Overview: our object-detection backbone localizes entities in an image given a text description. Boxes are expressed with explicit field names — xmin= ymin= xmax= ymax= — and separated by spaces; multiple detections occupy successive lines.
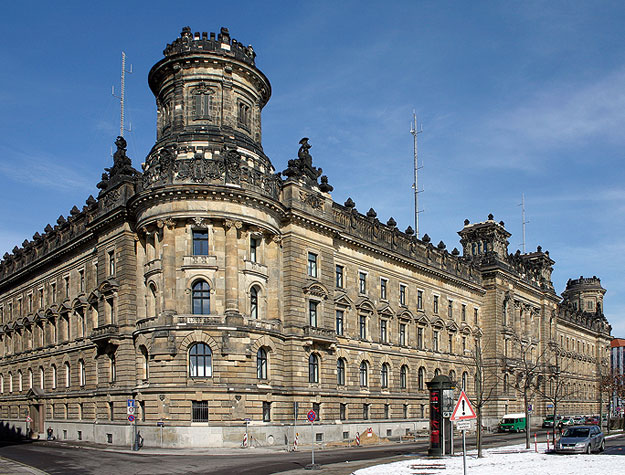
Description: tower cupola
xmin=458 ymin=214 xmax=510 ymax=260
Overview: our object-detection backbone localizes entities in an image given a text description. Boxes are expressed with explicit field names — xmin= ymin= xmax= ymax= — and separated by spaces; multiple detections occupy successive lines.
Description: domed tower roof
xmin=562 ymin=276 xmax=606 ymax=314
xmin=141 ymin=27 xmax=279 ymax=199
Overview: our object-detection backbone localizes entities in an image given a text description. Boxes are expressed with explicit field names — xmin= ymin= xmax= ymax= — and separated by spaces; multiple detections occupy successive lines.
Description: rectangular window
xmin=399 ymin=323 xmax=406 ymax=346
xmin=448 ymin=334 xmax=453 ymax=353
xmin=108 ymin=250 xmax=116 ymax=276
xmin=340 ymin=403 xmax=347 ymax=421
xmin=335 ymin=310 xmax=344 ymax=335
xmin=359 ymin=272 xmax=367 ymax=294
xmin=403 ymin=404 xmax=409 ymax=419
xmin=417 ymin=290 xmax=423 ymax=310
xmin=359 ymin=315 xmax=367 ymax=339
xmin=250 ymin=237 xmax=259 ymax=262
xmin=312 ymin=402 xmax=321 ymax=421
xmin=380 ymin=319 xmax=387 ymax=343
xmin=417 ymin=327 xmax=423 ymax=349
xmin=335 ymin=265 xmax=344 ymax=288
xmin=79 ymin=270 xmax=85 ymax=292
xmin=28 ymin=295 xmax=32 ymax=312
xmin=309 ymin=301 xmax=318 ymax=327
xmin=363 ymin=404 xmax=369 ymax=420
xmin=384 ymin=404 xmax=390 ymax=419
xmin=64 ymin=276 xmax=70 ymax=298
xmin=399 ymin=285 xmax=406 ymax=305
xmin=462 ymin=336 xmax=467 ymax=352
xmin=51 ymin=283 xmax=57 ymax=304
xmin=433 ymin=295 xmax=439 ymax=314
xmin=262 ymin=402 xmax=271 ymax=422
xmin=193 ymin=230 xmax=209 ymax=256
xmin=448 ymin=300 xmax=453 ymax=318
xmin=39 ymin=289 xmax=44 ymax=308
xmin=433 ymin=330 xmax=439 ymax=352
xmin=474 ymin=308 xmax=479 ymax=325
xmin=192 ymin=401 xmax=209 ymax=422
xmin=307 ymin=253 xmax=318 ymax=277
xmin=380 ymin=278 xmax=387 ymax=300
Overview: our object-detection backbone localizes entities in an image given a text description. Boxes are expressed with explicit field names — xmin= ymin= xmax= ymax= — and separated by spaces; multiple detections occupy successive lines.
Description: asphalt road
xmin=1 ymin=430 xmax=622 ymax=475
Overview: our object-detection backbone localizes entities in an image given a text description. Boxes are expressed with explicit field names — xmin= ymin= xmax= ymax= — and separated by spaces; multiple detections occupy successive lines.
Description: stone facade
xmin=0 ymin=27 xmax=612 ymax=448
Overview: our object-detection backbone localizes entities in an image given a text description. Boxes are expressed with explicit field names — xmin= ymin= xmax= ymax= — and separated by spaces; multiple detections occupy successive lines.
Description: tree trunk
xmin=477 ymin=408 xmax=483 ymax=458
xmin=524 ymin=391 xmax=530 ymax=449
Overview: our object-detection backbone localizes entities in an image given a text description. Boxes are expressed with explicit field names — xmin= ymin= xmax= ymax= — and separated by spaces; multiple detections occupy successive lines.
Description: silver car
xmin=555 ymin=425 xmax=605 ymax=454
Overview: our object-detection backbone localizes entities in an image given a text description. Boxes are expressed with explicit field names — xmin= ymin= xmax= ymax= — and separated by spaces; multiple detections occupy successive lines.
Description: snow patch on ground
xmin=354 ymin=442 xmax=623 ymax=475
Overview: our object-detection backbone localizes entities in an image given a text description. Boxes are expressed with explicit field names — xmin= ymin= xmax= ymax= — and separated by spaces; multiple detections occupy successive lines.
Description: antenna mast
xmin=112 ymin=52 xmax=133 ymax=137
xmin=520 ymin=193 xmax=529 ymax=253
xmin=410 ymin=112 xmax=423 ymax=238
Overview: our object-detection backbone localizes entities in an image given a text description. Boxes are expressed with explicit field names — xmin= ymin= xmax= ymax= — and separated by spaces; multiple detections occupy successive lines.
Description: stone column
xmin=224 ymin=219 xmax=242 ymax=316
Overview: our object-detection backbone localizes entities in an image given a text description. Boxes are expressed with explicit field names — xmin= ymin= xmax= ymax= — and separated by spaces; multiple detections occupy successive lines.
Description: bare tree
xmin=468 ymin=336 xmax=498 ymax=458
xmin=502 ymin=331 xmax=549 ymax=449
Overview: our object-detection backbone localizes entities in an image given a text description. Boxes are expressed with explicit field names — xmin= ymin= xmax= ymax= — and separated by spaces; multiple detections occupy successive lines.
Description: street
xmin=2 ymin=430 xmax=623 ymax=475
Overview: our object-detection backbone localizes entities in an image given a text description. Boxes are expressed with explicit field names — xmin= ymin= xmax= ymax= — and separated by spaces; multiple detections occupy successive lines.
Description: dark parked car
xmin=555 ymin=425 xmax=605 ymax=454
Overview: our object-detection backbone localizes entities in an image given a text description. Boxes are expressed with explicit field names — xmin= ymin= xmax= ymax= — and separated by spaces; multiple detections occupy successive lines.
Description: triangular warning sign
xmin=450 ymin=390 xmax=476 ymax=421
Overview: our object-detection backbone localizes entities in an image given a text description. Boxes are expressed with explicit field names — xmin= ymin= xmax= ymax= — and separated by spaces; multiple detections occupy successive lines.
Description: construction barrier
xmin=355 ymin=433 xmax=360 ymax=446
xmin=242 ymin=432 xmax=248 ymax=448
xmin=293 ymin=432 xmax=299 ymax=451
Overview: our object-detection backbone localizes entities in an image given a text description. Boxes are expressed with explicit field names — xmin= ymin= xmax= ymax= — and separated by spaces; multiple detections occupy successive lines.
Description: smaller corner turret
xmin=457 ymin=213 xmax=510 ymax=260
xmin=562 ymin=276 xmax=606 ymax=315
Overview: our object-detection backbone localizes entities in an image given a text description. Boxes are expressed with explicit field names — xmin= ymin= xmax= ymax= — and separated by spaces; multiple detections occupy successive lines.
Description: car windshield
xmin=563 ymin=428 xmax=589 ymax=438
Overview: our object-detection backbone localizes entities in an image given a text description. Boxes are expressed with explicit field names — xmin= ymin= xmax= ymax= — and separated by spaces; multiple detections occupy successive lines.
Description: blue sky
xmin=1 ymin=1 xmax=624 ymax=334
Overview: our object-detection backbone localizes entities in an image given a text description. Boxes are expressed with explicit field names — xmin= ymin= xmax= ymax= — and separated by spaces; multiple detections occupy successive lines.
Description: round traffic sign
xmin=128 ymin=414 xmax=135 ymax=422
xmin=307 ymin=410 xmax=316 ymax=423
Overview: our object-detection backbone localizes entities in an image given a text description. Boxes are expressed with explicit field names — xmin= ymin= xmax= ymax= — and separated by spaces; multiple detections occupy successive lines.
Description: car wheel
xmin=585 ymin=444 xmax=591 ymax=455
xmin=599 ymin=440 xmax=605 ymax=452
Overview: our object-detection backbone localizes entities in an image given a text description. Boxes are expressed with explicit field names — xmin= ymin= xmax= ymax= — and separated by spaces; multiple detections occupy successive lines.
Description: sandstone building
xmin=0 ymin=27 xmax=612 ymax=448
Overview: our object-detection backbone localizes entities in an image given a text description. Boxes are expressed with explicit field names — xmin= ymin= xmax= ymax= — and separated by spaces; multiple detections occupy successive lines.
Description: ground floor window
xmin=263 ymin=402 xmax=271 ymax=422
xmin=192 ymin=401 xmax=209 ymax=422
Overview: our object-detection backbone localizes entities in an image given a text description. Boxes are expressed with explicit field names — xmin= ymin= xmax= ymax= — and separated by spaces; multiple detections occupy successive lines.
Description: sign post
xmin=305 ymin=410 xmax=319 ymax=470
xmin=450 ymin=391 xmax=477 ymax=475
xmin=127 ymin=399 xmax=137 ymax=451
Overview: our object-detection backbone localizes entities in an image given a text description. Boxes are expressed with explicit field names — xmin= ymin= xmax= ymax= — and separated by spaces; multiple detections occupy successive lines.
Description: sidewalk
xmin=0 ymin=456 xmax=48 ymax=475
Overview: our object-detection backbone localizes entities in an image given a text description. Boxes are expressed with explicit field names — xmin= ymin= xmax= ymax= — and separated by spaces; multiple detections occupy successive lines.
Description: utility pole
xmin=410 ymin=112 xmax=423 ymax=238
xmin=112 ymin=52 xmax=133 ymax=137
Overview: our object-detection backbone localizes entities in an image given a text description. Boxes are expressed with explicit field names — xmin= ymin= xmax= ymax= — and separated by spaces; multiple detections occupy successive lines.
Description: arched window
xmin=381 ymin=363 xmax=389 ymax=388
xmin=79 ymin=360 xmax=86 ymax=387
xmin=189 ymin=343 xmax=212 ymax=377
xmin=502 ymin=299 xmax=508 ymax=326
xmin=51 ymin=365 xmax=57 ymax=389
xmin=140 ymin=346 xmax=149 ymax=380
xmin=0 ymin=374 xmax=3 ymax=393
xmin=9 ymin=372 xmax=13 ymax=393
xmin=64 ymin=363 xmax=70 ymax=388
xmin=109 ymin=354 xmax=116 ymax=383
xmin=449 ymin=370 xmax=456 ymax=382
xmin=147 ymin=283 xmax=158 ymax=317
xmin=462 ymin=371 xmax=468 ymax=391
xmin=257 ymin=348 xmax=268 ymax=379
xmin=337 ymin=358 xmax=346 ymax=386
xmin=39 ymin=367 xmax=45 ymax=390
xmin=250 ymin=286 xmax=259 ymax=319
xmin=359 ymin=361 xmax=368 ymax=387
xmin=18 ymin=370 xmax=23 ymax=392
xmin=400 ymin=365 xmax=408 ymax=389
xmin=28 ymin=368 xmax=33 ymax=389
xmin=192 ymin=280 xmax=210 ymax=315
xmin=309 ymin=353 xmax=319 ymax=383
xmin=418 ymin=367 xmax=426 ymax=390
xmin=434 ymin=368 xmax=441 ymax=377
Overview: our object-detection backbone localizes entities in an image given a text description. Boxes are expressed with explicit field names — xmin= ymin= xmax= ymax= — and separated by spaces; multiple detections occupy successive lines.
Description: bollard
xmin=534 ymin=433 xmax=538 ymax=453
xmin=293 ymin=432 xmax=299 ymax=451
xmin=355 ymin=433 xmax=360 ymax=446
xmin=242 ymin=432 xmax=248 ymax=448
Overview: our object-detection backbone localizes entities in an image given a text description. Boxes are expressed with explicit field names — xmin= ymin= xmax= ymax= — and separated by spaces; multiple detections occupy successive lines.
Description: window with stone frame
xmin=312 ymin=402 xmax=321 ymax=421
xmin=309 ymin=300 xmax=318 ymax=327
xmin=384 ymin=403 xmax=390 ymax=419
xmin=380 ymin=278 xmax=387 ymax=300
xmin=192 ymin=85 xmax=212 ymax=120
xmin=257 ymin=348 xmax=268 ymax=380
xmin=237 ymin=101 xmax=251 ymax=129
xmin=337 ymin=358 xmax=346 ymax=386
xmin=359 ymin=361 xmax=368 ymax=387
xmin=249 ymin=236 xmax=259 ymax=262
xmin=250 ymin=286 xmax=260 ymax=319
xmin=381 ymin=363 xmax=389 ymax=388
xmin=309 ymin=353 xmax=320 ymax=383
xmin=359 ymin=272 xmax=367 ymax=294
xmin=262 ymin=401 xmax=271 ymax=422
xmin=363 ymin=403 xmax=370 ymax=420
xmin=433 ymin=330 xmax=439 ymax=352
xmin=192 ymin=280 xmax=210 ymax=315
xmin=399 ymin=284 xmax=406 ymax=305
xmin=359 ymin=315 xmax=367 ymax=340
xmin=417 ymin=290 xmax=423 ymax=310
xmin=399 ymin=322 xmax=406 ymax=346
xmin=335 ymin=309 xmax=344 ymax=335
xmin=189 ymin=343 xmax=212 ymax=378
xmin=307 ymin=252 xmax=318 ymax=277
xmin=340 ymin=403 xmax=347 ymax=421
xmin=433 ymin=295 xmax=439 ymax=314
xmin=380 ymin=319 xmax=388 ymax=343
xmin=400 ymin=365 xmax=407 ymax=389
xmin=192 ymin=400 xmax=209 ymax=422
xmin=108 ymin=250 xmax=116 ymax=276
xmin=461 ymin=304 xmax=466 ymax=321
xmin=193 ymin=230 xmax=209 ymax=256
xmin=417 ymin=327 xmax=424 ymax=349
xmin=335 ymin=265 xmax=344 ymax=288
xmin=448 ymin=299 xmax=453 ymax=318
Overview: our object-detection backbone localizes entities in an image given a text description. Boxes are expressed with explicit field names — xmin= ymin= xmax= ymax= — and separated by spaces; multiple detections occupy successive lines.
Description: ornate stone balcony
xmin=243 ymin=259 xmax=268 ymax=279
xmin=182 ymin=255 xmax=218 ymax=270
xmin=91 ymin=324 xmax=119 ymax=342
xmin=302 ymin=325 xmax=337 ymax=345
xmin=144 ymin=258 xmax=162 ymax=277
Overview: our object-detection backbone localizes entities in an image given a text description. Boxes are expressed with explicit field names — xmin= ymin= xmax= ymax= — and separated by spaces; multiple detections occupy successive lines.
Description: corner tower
xmin=142 ymin=27 xmax=278 ymax=196
xmin=562 ymin=276 xmax=606 ymax=314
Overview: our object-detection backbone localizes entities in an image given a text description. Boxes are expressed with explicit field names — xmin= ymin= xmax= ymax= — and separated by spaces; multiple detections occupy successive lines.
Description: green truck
xmin=499 ymin=413 xmax=527 ymax=432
